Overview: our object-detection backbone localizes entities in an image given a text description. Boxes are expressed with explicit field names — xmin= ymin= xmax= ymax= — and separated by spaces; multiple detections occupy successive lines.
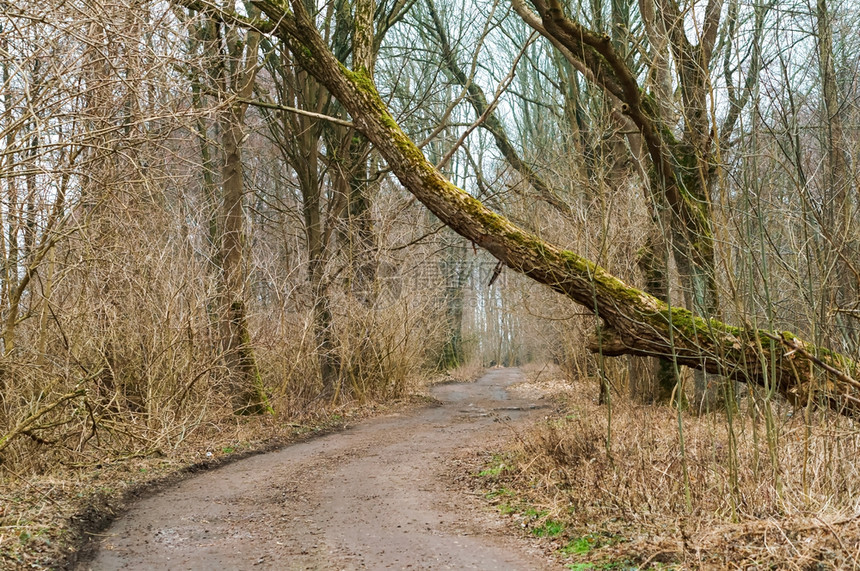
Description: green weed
xmin=486 ymin=486 xmax=514 ymax=499
xmin=498 ymin=503 xmax=517 ymax=515
xmin=565 ymin=562 xmax=635 ymax=571
xmin=562 ymin=536 xmax=592 ymax=555
xmin=532 ymin=518 xmax=565 ymax=537
xmin=478 ymin=465 xmax=504 ymax=477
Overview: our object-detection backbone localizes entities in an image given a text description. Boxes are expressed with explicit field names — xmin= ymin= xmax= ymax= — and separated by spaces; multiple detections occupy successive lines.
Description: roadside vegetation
xmin=477 ymin=364 xmax=860 ymax=569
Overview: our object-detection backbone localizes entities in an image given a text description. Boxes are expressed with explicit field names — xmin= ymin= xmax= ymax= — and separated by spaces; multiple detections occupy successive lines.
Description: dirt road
xmin=78 ymin=368 xmax=557 ymax=570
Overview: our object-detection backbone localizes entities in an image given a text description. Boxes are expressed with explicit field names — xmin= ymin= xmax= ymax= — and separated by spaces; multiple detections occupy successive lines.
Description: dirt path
xmin=78 ymin=368 xmax=557 ymax=570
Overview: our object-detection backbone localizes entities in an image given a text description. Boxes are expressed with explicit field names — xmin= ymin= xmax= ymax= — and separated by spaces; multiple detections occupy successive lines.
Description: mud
xmin=78 ymin=368 xmax=557 ymax=570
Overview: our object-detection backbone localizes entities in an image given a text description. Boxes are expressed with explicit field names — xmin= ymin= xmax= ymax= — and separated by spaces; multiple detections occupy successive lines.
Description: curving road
xmin=79 ymin=368 xmax=556 ymax=570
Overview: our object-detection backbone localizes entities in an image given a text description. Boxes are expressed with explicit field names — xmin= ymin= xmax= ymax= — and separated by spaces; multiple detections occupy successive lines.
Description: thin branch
xmin=435 ymin=32 xmax=538 ymax=171
xmin=235 ymin=95 xmax=355 ymax=127
xmin=0 ymin=389 xmax=86 ymax=458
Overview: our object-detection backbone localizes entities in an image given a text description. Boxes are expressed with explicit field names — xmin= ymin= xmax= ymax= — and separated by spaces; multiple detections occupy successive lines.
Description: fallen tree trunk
xmin=238 ymin=0 xmax=860 ymax=416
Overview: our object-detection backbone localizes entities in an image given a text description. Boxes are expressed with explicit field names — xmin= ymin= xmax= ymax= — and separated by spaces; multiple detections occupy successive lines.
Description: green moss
xmin=339 ymin=63 xmax=378 ymax=96
xmin=661 ymin=306 xmax=703 ymax=332
xmin=656 ymin=307 xmax=747 ymax=346
xmin=455 ymin=190 xmax=513 ymax=234
xmin=814 ymin=345 xmax=859 ymax=374
xmin=658 ymin=121 xmax=680 ymax=148
xmin=710 ymin=319 xmax=743 ymax=337
xmin=610 ymin=278 xmax=650 ymax=303
xmin=557 ymin=249 xmax=597 ymax=274
xmin=299 ymin=44 xmax=314 ymax=61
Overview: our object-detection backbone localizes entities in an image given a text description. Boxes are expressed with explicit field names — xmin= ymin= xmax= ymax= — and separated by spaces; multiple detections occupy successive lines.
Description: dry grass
xmin=477 ymin=363 xmax=860 ymax=569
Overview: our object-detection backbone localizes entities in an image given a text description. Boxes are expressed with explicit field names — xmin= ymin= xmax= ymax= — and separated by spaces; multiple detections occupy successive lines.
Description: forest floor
xmin=66 ymin=367 xmax=561 ymax=570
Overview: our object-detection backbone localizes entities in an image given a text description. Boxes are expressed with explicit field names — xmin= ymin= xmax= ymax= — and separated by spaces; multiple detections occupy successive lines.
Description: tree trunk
xmin=439 ymin=236 xmax=469 ymax=369
xmin=213 ymin=15 xmax=270 ymax=414
xmin=219 ymin=106 xmax=269 ymax=414
xmin=816 ymin=0 xmax=858 ymax=351
xmin=635 ymin=226 xmax=678 ymax=403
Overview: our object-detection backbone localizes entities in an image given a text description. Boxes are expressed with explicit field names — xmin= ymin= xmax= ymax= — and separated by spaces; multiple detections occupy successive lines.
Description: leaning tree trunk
xmin=239 ymin=0 xmax=860 ymax=418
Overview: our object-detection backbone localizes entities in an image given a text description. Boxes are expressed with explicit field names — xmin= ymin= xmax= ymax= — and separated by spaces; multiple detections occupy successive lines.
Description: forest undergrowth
xmin=475 ymin=363 xmax=860 ymax=570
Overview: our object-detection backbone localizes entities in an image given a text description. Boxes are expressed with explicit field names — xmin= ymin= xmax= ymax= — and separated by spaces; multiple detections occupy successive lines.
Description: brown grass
xmin=478 ymin=363 xmax=860 ymax=569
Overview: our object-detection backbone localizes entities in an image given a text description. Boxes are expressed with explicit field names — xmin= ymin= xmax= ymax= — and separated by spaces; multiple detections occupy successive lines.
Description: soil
xmin=76 ymin=368 xmax=559 ymax=570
